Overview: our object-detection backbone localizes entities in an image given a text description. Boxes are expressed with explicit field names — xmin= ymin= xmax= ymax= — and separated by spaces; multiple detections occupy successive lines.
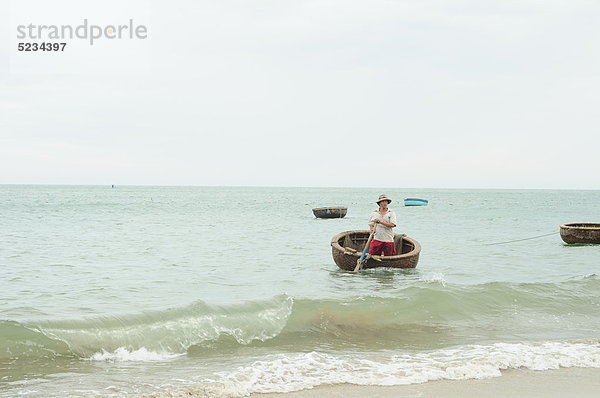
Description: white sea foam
xmin=421 ymin=272 xmax=447 ymax=286
xmin=209 ymin=341 xmax=600 ymax=395
xmin=88 ymin=347 xmax=183 ymax=362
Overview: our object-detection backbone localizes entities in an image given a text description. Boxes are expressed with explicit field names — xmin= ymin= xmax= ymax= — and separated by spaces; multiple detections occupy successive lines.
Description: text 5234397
xmin=17 ymin=42 xmax=67 ymax=51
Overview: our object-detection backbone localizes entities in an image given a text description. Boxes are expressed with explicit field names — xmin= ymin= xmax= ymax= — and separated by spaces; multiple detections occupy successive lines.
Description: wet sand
xmin=252 ymin=367 xmax=600 ymax=398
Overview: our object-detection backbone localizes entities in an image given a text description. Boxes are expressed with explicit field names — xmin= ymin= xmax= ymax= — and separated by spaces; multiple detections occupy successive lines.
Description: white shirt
xmin=368 ymin=209 xmax=397 ymax=242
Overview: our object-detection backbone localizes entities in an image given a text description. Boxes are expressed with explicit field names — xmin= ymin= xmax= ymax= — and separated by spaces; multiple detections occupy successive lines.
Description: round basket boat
xmin=313 ymin=206 xmax=347 ymax=219
xmin=330 ymin=230 xmax=421 ymax=270
xmin=559 ymin=223 xmax=600 ymax=244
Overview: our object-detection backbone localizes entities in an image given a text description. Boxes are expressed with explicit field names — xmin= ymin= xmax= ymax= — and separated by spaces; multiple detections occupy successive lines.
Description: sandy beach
xmin=252 ymin=367 xmax=600 ymax=398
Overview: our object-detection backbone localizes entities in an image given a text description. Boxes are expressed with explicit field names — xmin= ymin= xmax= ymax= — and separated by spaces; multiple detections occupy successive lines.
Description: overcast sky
xmin=1 ymin=0 xmax=599 ymax=188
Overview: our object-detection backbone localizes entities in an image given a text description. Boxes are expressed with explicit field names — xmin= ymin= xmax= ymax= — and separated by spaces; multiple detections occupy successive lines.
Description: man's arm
xmin=368 ymin=213 xmax=376 ymax=232
xmin=375 ymin=212 xmax=396 ymax=228
xmin=375 ymin=219 xmax=395 ymax=228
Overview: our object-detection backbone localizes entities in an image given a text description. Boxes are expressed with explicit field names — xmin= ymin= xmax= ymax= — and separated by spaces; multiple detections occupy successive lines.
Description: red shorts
xmin=369 ymin=240 xmax=397 ymax=256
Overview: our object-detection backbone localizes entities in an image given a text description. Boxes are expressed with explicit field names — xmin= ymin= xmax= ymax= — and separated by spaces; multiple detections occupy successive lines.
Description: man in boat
xmin=368 ymin=194 xmax=397 ymax=256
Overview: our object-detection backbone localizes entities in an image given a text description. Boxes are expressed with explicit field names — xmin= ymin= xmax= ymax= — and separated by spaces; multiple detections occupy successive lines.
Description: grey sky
xmin=1 ymin=0 xmax=599 ymax=188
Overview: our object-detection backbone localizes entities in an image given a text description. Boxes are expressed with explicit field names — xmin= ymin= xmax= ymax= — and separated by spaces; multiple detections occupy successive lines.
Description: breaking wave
xmin=2 ymin=275 xmax=599 ymax=362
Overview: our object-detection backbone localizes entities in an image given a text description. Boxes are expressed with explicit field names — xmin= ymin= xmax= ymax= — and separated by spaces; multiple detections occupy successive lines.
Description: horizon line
xmin=0 ymin=183 xmax=599 ymax=191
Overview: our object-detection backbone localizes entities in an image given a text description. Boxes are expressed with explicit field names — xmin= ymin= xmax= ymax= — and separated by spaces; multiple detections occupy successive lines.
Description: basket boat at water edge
xmin=330 ymin=230 xmax=421 ymax=270
xmin=560 ymin=223 xmax=600 ymax=244
xmin=313 ymin=206 xmax=348 ymax=219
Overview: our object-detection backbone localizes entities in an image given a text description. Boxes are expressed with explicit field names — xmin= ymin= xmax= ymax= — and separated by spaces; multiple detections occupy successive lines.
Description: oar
xmin=353 ymin=224 xmax=376 ymax=272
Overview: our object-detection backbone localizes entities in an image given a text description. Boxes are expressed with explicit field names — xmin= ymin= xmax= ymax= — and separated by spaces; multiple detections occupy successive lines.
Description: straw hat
xmin=376 ymin=194 xmax=392 ymax=204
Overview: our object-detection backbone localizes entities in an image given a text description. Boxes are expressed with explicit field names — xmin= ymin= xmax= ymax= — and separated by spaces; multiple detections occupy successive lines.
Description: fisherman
xmin=368 ymin=194 xmax=397 ymax=256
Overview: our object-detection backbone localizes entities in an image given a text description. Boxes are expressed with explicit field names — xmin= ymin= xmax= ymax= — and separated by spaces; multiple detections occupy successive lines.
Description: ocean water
xmin=1 ymin=185 xmax=599 ymax=397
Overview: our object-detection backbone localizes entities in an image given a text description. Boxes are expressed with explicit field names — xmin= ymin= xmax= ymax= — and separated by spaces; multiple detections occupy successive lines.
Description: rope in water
xmin=483 ymin=231 xmax=559 ymax=246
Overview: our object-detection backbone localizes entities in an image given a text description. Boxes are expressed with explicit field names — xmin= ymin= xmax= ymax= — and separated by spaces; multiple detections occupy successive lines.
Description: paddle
xmin=353 ymin=224 xmax=376 ymax=272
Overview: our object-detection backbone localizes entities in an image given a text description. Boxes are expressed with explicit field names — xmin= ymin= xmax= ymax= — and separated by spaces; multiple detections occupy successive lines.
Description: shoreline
xmin=251 ymin=367 xmax=600 ymax=398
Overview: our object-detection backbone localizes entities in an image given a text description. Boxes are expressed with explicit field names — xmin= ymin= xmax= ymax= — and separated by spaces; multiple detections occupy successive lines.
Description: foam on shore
xmin=249 ymin=367 xmax=600 ymax=398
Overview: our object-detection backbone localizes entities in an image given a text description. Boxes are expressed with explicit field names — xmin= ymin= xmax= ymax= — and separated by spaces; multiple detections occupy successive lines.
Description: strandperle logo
xmin=16 ymin=19 xmax=148 ymax=45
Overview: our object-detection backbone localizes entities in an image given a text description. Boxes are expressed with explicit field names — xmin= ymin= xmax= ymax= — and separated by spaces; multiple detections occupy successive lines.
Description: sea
xmin=1 ymin=185 xmax=599 ymax=397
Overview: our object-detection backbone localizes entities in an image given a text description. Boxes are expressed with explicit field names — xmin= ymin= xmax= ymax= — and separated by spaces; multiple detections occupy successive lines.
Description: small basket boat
xmin=312 ymin=206 xmax=347 ymax=219
xmin=330 ymin=230 xmax=421 ymax=270
xmin=404 ymin=198 xmax=428 ymax=206
xmin=559 ymin=223 xmax=600 ymax=244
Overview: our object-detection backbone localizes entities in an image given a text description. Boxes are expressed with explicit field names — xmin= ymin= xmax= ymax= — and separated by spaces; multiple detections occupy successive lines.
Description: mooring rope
xmin=483 ymin=231 xmax=559 ymax=246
